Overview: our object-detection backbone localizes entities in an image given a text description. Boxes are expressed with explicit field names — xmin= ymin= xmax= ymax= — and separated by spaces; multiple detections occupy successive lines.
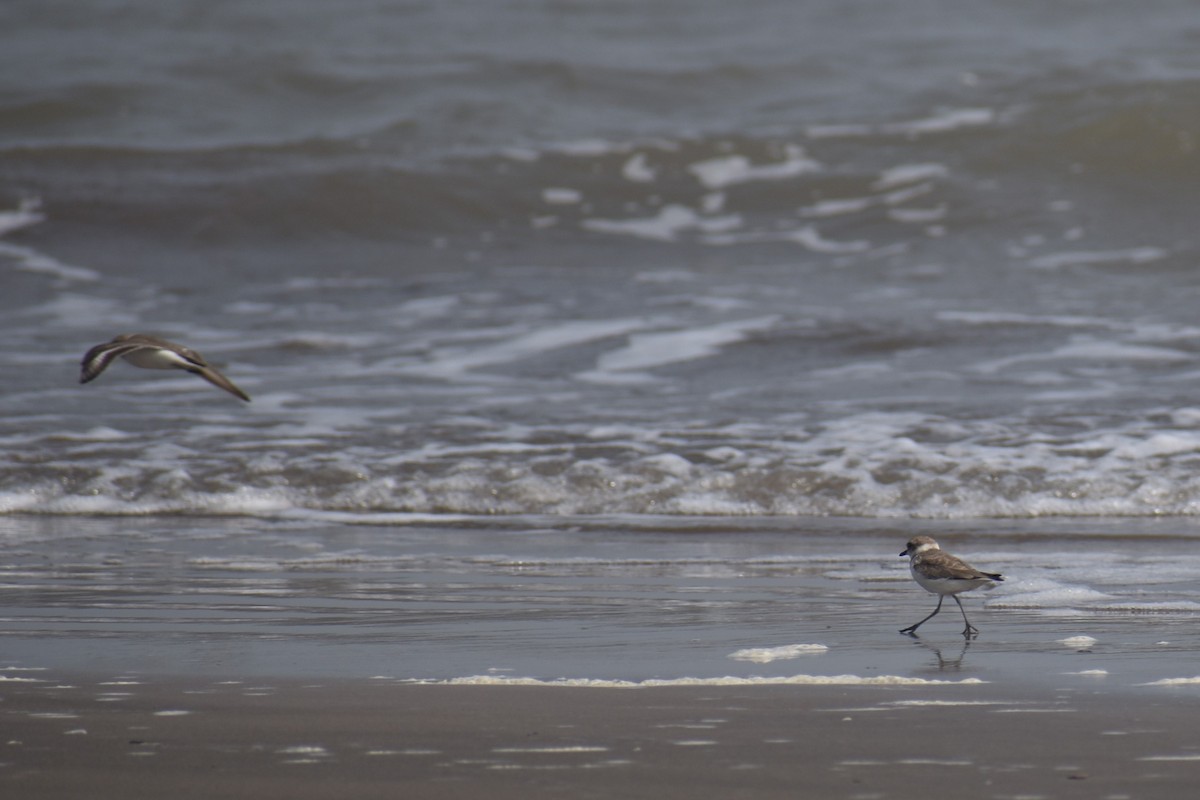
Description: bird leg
xmin=900 ymin=595 xmax=944 ymax=636
xmin=953 ymin=595 xmax=979 ymax=639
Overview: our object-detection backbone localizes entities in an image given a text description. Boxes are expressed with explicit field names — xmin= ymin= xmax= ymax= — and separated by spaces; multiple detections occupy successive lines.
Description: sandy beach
xmin=5 ymin=673 xmax=1200 ymax=799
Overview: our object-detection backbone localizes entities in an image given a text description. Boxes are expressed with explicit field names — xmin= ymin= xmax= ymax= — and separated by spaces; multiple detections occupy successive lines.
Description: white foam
xmin=0 ymin=200 xmax=99 ymax=282
xmin=728 ymin=644 xmax=828 ymax=663
xmin=1028 ymin=247 xmax=1167 ymax=270
xmin=880 ymin=182 xmax=936 ymax=206
xmin=1140 ymin=676 xmax=1200 ymax=686
xmin=427 ymin=675 xmax=986 ymax=687
xmin=972 ymin=338 xmax=1191 ymax=375
xmin=698 ymin=224 xmax=870 ymax=253
xmin=991 ymin=585 xmax=1112 ymax=610
xmin=872 ymin=163 xmax=949 ymax=190
xmin=1109 ymin=433 xmax=1200 ymax=460
xmin=936 ymin=310 xmax=1113 ymax=329
xmin=494 ymin=746 xmax=610 ymax=754
xmin=404 ymin=318 xmax=646 ymax=378
xmin=888 ymin=206 xmax=947 ymax=224
xmin=1053 ymin=340 xmax=1190 ymax=364
xmin=782 ymin=225 xmax=871 ymax=253
xmin=621 ymin=153 xmax=657 ymax=182
xmin=1097 ymin=601 xmax=1200 ymax=612
xmin=0 ymin=197 xmax=44 ymax=236
xmin=688 ymin=146 xmax=821 ymax=189
xmin=582 ymin=204 xmax=742 ymax=242
xmin=56 ymin=427 xmax=132 ymax=442
xmin=881 ymin=108 xmax=995 ymax=135
xmin=887 ymin=700 xmax=1013 ymax=707
xmin=798 ymin=197 xmax=874 ymax=218
xmin=1058 ymin=636 xmax=1098 ymax=648
xmin=26 ymin=378 xmax=1200 ymax=519
xmin=587 ymin=316 xmax=780 ymax=375
xmin=0 ymin=243 xmax=101 ymax=283
xmin=548 ymin=138 xmax=631 ymax=157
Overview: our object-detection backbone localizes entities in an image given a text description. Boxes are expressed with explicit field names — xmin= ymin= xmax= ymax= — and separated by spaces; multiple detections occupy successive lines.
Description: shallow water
xmin=4 ymin=515 xmax=1200 ymax=687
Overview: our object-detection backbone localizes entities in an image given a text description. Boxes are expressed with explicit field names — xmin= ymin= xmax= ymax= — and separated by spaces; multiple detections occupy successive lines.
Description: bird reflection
xmin=909 ymin=636 xmax=971 ymax=672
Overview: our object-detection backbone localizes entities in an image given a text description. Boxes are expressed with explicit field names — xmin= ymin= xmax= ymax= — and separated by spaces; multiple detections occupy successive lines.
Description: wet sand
xmin=5 ymin=515 xmax=1200 ymax=796
xmin=4 ymin=673 xmax=1200 ymax=799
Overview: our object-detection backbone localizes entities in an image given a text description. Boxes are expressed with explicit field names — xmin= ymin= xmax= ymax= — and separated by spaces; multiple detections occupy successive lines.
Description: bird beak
xmin=899 ymin=549 xmax=909 ymax=557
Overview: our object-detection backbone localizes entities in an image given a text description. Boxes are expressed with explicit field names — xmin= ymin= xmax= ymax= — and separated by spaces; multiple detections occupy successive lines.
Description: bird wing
xmin=191 ymin=366 xmax=252 ymax=402
xmin=915 ymin=550 xmax=998 ymax=581
xmin=80 ymin=341 xmax=157 ymax=383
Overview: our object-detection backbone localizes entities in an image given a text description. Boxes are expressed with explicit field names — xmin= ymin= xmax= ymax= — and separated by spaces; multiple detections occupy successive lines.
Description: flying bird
xmin=80 ymin=334 xmax=251 ymax=402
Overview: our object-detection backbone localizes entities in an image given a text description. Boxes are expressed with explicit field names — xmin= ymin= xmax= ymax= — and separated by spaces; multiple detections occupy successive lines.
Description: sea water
xmin=3 ymin=1 xmax=1200 ymax=681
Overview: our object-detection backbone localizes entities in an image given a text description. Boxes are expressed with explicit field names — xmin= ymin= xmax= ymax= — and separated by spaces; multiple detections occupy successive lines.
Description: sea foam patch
xmin=1140 ymin=677 xmax=1200 ymax=686
xmin=419 ymin=675 xmax=986 ymax=688
xmin=728 ymin=644 xmax=828 ymax=663
xmin=1058 ymin=636 xmax=1098 ymax=649
xmin=688 ymin=146 xmax=821 ymax=189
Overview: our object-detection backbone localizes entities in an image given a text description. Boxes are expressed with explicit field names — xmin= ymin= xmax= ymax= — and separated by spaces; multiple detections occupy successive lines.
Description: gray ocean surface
xmin=8 ymin=1 xmax=1200 ymax=685
xmin=3 ymin=0 xmax=1200 ymax=521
